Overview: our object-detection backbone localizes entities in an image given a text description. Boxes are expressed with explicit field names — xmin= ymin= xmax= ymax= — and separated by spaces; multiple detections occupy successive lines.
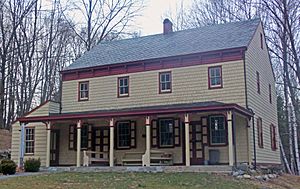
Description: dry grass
xmin=0 ymin=172 xmax=259 ymax=189
xmin=0 ymin=129 xmax=11 ymax=150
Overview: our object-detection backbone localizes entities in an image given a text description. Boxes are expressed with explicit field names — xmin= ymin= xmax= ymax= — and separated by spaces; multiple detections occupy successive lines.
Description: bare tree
xmin=63 ymin=0 xmax=143 ymax=52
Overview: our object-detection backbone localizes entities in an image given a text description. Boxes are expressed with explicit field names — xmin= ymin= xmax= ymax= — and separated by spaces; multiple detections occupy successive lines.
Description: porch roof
xmin=17 ymin=101 xmax=253 ymax=123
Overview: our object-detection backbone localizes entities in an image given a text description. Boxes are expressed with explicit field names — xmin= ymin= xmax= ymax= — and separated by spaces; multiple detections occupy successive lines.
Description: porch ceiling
xmin=17 ymin=101 xmax=253 ymax=123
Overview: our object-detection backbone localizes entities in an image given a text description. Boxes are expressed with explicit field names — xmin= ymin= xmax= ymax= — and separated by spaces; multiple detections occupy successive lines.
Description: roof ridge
xmin=98 ymin=18 xmax=261 ymax=45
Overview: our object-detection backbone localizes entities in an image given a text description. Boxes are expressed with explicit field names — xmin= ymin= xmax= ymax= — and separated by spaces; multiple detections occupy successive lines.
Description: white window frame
xmin=208 ymin=66 xmax=222 ymax=88
xmin=159 ymin=72 xmax=172 ymax=93
xmin=118 ymin=77 xmax=129 ymax=97
xmin=79 ymin=81 xmax=89 ymax=101
xmin=25 ymin=127 xmax=35 ymax=154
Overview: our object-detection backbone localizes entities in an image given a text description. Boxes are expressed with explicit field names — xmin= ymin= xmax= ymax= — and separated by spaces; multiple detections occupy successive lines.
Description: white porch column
xmin=46 ymin=122 xmax=51 ymax=168
xmin=76 ymin=120 xmax=82 ymax=167
xmin=185 ymin=113 xmax=190 ymax=166
xmin=143 ymin=116 xmax=151 ymax=166
xmin=109 ymin=118 xmax=114 ymax=167
xmin=227 ymin=111 xmax=234 ymax=166
xmin=19 ymin=123 xmax=26 ymax=168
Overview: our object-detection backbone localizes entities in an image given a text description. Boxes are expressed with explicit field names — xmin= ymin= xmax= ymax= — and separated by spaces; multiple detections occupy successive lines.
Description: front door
xmin=50 ymin=130 xmax=60 ymax=166
xmin=92 ymin=127 xmax=110 ymax=164
xmin=190 ymin=121 xmax=204 ymax=165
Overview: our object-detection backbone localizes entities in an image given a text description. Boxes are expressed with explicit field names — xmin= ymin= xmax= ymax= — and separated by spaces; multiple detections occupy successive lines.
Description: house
xmin=11 ymin=18 xmax=281 ymax=169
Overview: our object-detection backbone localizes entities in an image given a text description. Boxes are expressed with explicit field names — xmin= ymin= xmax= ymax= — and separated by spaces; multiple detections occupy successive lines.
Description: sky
xmin=43 ymin=0 xmax=192 ymax=36
xmin=136 ymin=0 xmax=191 ymax=35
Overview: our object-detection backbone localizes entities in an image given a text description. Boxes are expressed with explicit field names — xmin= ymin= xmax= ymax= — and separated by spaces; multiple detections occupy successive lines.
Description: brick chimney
xmin=163 ymin=18 xmax=173 ymax=34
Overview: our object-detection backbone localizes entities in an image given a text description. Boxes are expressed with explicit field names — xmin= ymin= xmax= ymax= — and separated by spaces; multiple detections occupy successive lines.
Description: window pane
xmin=159 ymin=119 xmax=173 ymax=146
xmin=165 ymin=74 xmax=170 ymax=81
xmin=210 ymin=116 xmax=225 ymax=144
xmin=215 ymin=68 xmax=221 ymax=77
xmin=166 ymin=82 xmax=171 ymax=90
xmin=118 ymin=122 xmax=131 ymax=148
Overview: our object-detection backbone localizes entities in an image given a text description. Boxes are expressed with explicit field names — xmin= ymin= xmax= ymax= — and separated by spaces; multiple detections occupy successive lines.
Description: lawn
xmin=0 ymin=172 xmax=260 ymax=189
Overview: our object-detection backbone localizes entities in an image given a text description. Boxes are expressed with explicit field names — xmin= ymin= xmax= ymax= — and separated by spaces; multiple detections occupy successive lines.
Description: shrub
xmin=0 ymin=159 xmax=17 ymax=175
xmin=24 ymin=158 xmax=41 ymax=172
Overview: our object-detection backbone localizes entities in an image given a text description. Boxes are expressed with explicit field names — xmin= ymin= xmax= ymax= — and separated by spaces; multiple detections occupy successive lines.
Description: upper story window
xmin=25 ymin=127 xmax=35 ymax=154
xmin=256 ymin=71 xmax=260 ymax=94
xmin=159 ymin=71 xmax=172 ymax=93
xmin=209 ymin=116 xmax=226 ymax=145
xmin=117 ymin=121 xmax=131 ymax=149
xmin=208 ymin=66 xmax=222 ymax=89
xmin=260 ymin=33 xmax=264 ymax=49
xmin=269 ymin=84 xmax=272 ymax=104
xmin=257 ymin=117 xmax=263 ymax=148
xmin=270 ymin=124 xmax=277 ymax=151
xmin=159 ymin=119 xmax=174 ymax=147
xmin=79 ymin=81 xmax=89 ymax=101
xmin=118 ymin=76 xmax=129 ymax=97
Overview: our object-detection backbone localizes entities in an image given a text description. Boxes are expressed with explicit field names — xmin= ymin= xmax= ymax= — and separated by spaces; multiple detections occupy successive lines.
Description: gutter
xmin=247 ymin=107 xmax=256 ymax=169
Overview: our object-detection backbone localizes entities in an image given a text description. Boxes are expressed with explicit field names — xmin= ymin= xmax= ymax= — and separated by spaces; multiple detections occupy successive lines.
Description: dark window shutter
xmin=87 ymin=124 xmax=93 ymax=150
xmin=130 ymin=121 xmax=137 ymax=148
xmin=201 ymin=117 xmax=208 ymax=145
xmin=151 ymin=120 xmax=158 ymax=147
xmin=174 ymin=118 xmax=181 ymax=146
xmin=69 ymin=124 xmax=76 ymax=150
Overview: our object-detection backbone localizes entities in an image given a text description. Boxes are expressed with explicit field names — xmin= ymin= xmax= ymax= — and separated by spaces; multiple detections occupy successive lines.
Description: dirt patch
xmin=0 ymin=129 xmax=11 ymax=150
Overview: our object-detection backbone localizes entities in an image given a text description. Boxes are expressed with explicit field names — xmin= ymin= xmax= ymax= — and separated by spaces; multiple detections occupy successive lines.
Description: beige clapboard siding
xmin=245 ymin=23 xmax=281 ymax=164
xmin=11 ymin=123 xmax=21 ymax=164
xmin=11 ymin=101 xmax=59 ymax=166
xmin=235 ymin=115 xmax=249 ymax=163
xmin=62 ymin=60 xmax=246 ymax=113
xmin=25 ymin=101 xmax=60 ymax=117
xmin=11 ymin=122 xmax=47 ymax=166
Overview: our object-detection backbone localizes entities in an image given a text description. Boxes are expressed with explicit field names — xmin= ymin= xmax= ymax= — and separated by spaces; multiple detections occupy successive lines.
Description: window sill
xmin=24 ymin=153 xmax=34 ymax=156
xmin=78 ymin=98 xmax=89 ymax=102
xmin=208 ymin=85 xmax=223 ymax=90
xmin=159 ymin=90 xmax=172 ymax=94
xmin=158 ymin=145 xmax=175 ymax=148
xmin=209 ymin=143 xmax=227 ymax=147
xmin=116 ymin=146 xmax=131 ymax=150
xmin=118 ymin=94 xmax=129 ymax=98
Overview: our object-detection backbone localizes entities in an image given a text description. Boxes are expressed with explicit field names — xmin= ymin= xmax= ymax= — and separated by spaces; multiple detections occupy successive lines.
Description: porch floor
xmin=40 ymin=165 xmax=233 ymax=173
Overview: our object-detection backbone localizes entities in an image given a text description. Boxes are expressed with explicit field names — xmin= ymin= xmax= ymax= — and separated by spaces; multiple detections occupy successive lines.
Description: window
xmin=209 ymin=116 xmax=226 ymax=145
xmin=68 ymin=124 xmax=89 ymax=150
xmin=256 ymin=71 xmax=260 ymax=94
xmin=159 ymin=119 xmax=174 ymax=147
xmin=269 ymin=84 xmax=272 ymax=104
xmin=117 ymin=121 xmax=131 ymax=148
xmin=159 ymin=72 xmax=172 ymax=93
xmin=81 ymin=124 xmax=88 ymax=149
xmin=270 ymin=124 xmax=277 ymax=151
xmin=79 ymin=81 xmax=89 ymax=101
xmin=260 ymin=33 xmax=264 ymax=49
xmin=118 ymin=76 xmax=129 ymax=97
xmin=257 ymin=117 xmax=263 ymax=148
xmin=25 ymin=127 xmax=35 ymax=154
xmin=208 ymin=66 xmax=222 ymax=89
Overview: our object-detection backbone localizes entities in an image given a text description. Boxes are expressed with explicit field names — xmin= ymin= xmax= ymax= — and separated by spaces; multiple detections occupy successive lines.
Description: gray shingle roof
xmin=65 ymin=19 xmax=260 ymax=71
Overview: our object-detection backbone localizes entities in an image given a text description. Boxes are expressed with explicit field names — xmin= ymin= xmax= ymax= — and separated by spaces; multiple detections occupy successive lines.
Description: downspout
xmin=243 ymin=50 xmax=248 ymax=108
xmin=248 ymin=108 xmax=256 ymax=169
xmin=232 ymin=111 xmax=237 ymax=167
xmin=59 ymin=74 xmax=62 ymax=114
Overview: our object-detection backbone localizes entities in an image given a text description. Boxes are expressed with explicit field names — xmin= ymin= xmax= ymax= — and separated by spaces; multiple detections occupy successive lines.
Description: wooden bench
xmin=83 ymin=150 xmax=109 ymax=166
xmin=150 ymin=150 xmax=173 ymax=166
xmin=121 ymin=152 xmax=144 ymax=166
